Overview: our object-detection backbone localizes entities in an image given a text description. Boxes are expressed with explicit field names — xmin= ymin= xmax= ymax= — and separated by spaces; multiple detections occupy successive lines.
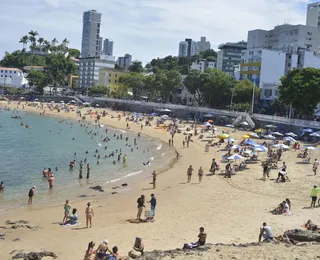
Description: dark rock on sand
xmin=112 ymin=186 xmax=120 ymax=189
xmin=284 ymin=229 xmax=320 ymax=242
xmin=12 ymin=250 xmax=57 ymax=259
xmin=121 ymin=183 xmax=128 ymax=187
xmin=78 ymin=194 xmax=89 ymax=198
xmin=111 ymin=192 xmax=117 ymax=195
xmin=90 ymin=185 xmax=104 ymax=192
xmin=13 ymin=238 xmax=20 ymax=241
xmin=6 ymin=220 xmax=29 ymax=225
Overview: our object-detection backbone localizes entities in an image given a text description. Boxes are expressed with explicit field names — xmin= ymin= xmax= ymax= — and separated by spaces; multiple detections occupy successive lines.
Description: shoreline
xmin=0 ymin=102 xmax=178 ymax=216
xmin=1 ymin=101 xmax=320 ymax=259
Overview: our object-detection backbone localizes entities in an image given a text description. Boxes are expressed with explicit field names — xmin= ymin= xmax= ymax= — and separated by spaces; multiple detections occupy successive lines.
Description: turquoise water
xmin=0 ymin=108 xmax=174 ymax=211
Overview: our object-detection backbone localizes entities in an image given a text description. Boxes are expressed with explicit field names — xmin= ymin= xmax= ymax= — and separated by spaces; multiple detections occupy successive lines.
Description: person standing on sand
xmin=151 ymin=171 xmax=157 ymax=189
xmin=314 ymin=159 xmax=319 ymax=175
xmin=310 ymin=185 xmax=320 ymax=208
xmin=85 ymin=202 xmax=94 ymax=228
xmin=136 ymin=195 xmax=145 ymax=220
xmin=63 ymin=200 xmax=71 ymax=223
xmin=148 ymin=194 xmax=156 ymax=217
xmin=187 ymin=165 xmax=194 ymax=183
xmin=28 ymin=186 xmax=36 ymax=205
xmin=87 ymin=164 xmax=91 ymax=179
xmin=198 ymin=167 xmax=204 ymax=183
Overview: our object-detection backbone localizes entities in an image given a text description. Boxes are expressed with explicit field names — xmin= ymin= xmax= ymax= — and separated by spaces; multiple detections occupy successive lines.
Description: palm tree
xmin=37 ymin=37 xmax=44 ymax=52
xmin=51 ymin=38 xmax=58 ymax=46
xmin=43 ymin=40 xmax=51 ymax=53
xmin=19 ymin=35 xmax=29 ymax=51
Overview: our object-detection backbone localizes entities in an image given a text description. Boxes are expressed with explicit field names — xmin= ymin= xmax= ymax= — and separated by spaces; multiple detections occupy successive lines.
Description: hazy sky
xmin=0 ymin=0 xmax=314 ymax=64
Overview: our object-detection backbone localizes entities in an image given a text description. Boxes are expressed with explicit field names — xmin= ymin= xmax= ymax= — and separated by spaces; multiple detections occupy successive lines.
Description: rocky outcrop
xmin=284 ymin=229 xmax=320 ymax=242
xmin=90 ymin=185 xmax=104 ymax=192
xmin=0 ymin=220 xmax=40 ymax=231
xmin=12 ymin=251 xmax=57 ymax=259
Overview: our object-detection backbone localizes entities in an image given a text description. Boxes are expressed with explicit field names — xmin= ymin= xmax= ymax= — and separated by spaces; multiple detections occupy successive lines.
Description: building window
xmin=257 ymin=50 xmax=262 ymax=54
xmin=249 ymin=51 xmax=254 ymax=55
xmin=264 ymin=89 xmax=272 ymax=98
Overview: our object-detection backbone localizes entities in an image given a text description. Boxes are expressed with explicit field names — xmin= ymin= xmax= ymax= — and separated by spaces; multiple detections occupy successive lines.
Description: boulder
xmin=89 ymin=185 xmax=104 ymax=192
xmin=12 ymin=250 xmax=57 ymax=259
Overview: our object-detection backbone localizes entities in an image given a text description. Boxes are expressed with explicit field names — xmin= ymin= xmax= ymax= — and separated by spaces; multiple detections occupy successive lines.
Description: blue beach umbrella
xmin=228 ymin=154 xmax=245 ymax=160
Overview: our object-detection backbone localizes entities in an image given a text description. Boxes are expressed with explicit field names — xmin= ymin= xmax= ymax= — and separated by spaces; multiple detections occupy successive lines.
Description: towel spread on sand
xmin=61 ymin=223 xmax=81 ymax=227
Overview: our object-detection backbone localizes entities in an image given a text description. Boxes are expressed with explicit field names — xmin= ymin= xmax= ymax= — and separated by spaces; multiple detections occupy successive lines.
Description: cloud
xmin=0 ymin=0 xmax=314 ymax=65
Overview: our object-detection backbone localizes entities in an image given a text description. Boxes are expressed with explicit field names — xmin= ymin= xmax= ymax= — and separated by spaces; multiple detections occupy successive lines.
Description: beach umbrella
xmin=243 ymin=150 xmax=253 ymax=154
xmin=306 ymin=146 xmax=317 ymax=150
xmin=310 ymin=133 xmax=320 ymax=137
xmin=266 ymin=124 xmax=277 ymax=128
xmin=304 ymin=128 xmax=313 ymax=133
xmin=254 ymin=147 xmax=264 ymax=152
xmin=263 ymin=134 xmax=276 ymax=140
xmin=272 ymin=144 xmax=290 ymax=149
xmin=34 ymin=98 xmax=38 ymax=101
xmin=249 ymin=132 xmax=260 ymax=138
xmin=51 ymin=101 xmax=55 ymax=103
xmin=225 ymin=124 xmax=234 ymax=128
xmin=228 ymin=154 xmax=245 ymax=160
xmin=285 ymin=132 xmax=297 ymax=137
xmin=226 ymin=138 xmax=236 ymax=142
xmin=242 ymin=134 xmax=250 ymax=139
xmin=231 ymin=145 xmax=241 ymax=149
xmin=60 ymin=101 xmax=64 ymax=103
xmin=162 ymin=109 xmax=171 ymax=112
xmin=253 ymin=144 xmax=268 ymax=152
xmin=70 ymin=100 xmax=76 ymax=103
xmin=95 ymin=104 xmax=99 ymax=107
xmin=203 ymin=113 xmax=214 ymax=117
xmin=270 ymin=132 xmax=283 ymax=136
xmin=219 ymin=133 xmax=230 ymax=139
xmin=254 ymin=128 xmax=264 ymax=133
xmin=283 ymin=136 xmax=296 ymax=142
xmin=240 ymin=121 xmax=249 ymax=126
xmin=161 ymin=115 xmax=169 ymax=120
xmin=203 ymin=122 xmax=212 ymax=127
xmin=150 ymin=112 xmax=158 ymax=116
xmin=207 ymin=119 xmax=214 ymax=123
xmin=244 ymin=139 xmax=256 ymax=146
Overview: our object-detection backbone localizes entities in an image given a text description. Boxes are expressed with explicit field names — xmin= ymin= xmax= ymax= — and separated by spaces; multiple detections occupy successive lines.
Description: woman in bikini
xmin=85 ymin=202 xmax=94 ymax=228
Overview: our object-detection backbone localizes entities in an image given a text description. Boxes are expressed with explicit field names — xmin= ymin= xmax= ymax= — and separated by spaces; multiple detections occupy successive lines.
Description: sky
xmin=0 ymin=0 xmax=316 ymax=65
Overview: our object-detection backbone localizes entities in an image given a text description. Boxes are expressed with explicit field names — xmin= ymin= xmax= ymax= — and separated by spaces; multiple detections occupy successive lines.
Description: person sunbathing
xmin=183 ymin=227 xmax=207 ymax=249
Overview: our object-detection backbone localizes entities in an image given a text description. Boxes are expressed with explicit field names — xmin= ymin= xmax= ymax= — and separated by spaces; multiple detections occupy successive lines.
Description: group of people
xmin=136 ymin=194 xmax=156 ymax=222
xmin=62 ymin=200 xmax=94 ymax=228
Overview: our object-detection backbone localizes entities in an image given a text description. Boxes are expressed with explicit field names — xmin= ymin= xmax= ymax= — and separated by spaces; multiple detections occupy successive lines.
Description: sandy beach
xmin=1 ymin=100 xmax=320 ymax=259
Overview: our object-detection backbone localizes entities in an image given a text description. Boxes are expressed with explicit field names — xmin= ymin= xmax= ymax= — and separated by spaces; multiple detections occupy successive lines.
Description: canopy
xmin=219 ymin=133 xmax=230 ymax=139
xmin=285 ymin=132 xmax=297 ymax=137
xmin=228 ymin=154 xmax=245 ymax=160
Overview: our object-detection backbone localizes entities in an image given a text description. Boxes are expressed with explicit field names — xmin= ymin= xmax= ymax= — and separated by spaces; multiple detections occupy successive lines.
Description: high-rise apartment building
xmin=216 ymin=41 xmax=247 ymax=75
xmin=103 ymin=39 xmax=114 ymax=56
xmin=98 ymin=37 xmax=103 ymax=54
xmin=81 ymin=9 xmax=102 ymax=58
xmin=178 ymin=37 xmax=211 ymax=57
xmin=116 ymin=54 xmax=132 ymax=71
xmin=306 ymin=2 xmax=320 ymax=28
xmin=247 ymin=24 xmax=320 ymax=53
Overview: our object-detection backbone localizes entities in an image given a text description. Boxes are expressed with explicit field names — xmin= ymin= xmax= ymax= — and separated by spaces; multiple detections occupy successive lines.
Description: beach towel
xmin=61 ymin=222 xmax=81 ymax=227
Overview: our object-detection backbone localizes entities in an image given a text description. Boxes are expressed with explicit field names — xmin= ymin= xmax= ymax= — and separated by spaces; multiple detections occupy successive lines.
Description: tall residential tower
xmin=81 ymin=9 xmax=102 ymax=58
xmin=103 ymin=39 xmax=114 ymax=56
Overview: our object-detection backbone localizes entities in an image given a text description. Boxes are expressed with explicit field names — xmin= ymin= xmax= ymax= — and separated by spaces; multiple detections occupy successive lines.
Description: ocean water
xmin=0 ymin=108 xmax=174 ymax=211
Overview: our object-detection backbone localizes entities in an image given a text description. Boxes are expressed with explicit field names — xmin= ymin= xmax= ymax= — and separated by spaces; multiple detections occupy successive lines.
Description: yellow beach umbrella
xmin=254 ymin=128 xmax=264 ymax=133
xmin=219 ymin=133 xmax=230 ymax=139
xmin=242 ymin=134 xmax=250 ymax=139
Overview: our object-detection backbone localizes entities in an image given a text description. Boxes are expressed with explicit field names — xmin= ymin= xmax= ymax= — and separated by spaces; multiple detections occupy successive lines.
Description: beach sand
xmin=1 ymin=101 xmax=320 ymax=259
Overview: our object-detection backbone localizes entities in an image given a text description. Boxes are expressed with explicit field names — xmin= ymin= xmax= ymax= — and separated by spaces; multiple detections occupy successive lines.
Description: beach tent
xmin=228 ymin=154 xmax=245 ymax=160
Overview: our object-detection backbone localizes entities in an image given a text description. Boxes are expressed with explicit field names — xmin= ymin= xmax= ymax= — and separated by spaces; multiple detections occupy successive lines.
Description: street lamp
xmin=251 ymin=77 xmax=257 ymax=114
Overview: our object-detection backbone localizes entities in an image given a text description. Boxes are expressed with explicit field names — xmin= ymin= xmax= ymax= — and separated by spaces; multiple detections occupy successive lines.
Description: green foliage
xmin=88 ymin=86 xmax=109 ymax=96
xmin=0 ymin=50 xmax=46 ymax=68
xmin=278 ymin=68 xmax=320 ymax=115
xmin=233 ymin=79 xmax=260 ymax=104
xmin=128 ymin=61 xmax=143 ymax=73
xmin=231 ymin=102 xmax=251 ymax=112
xmin=68 ymin=48 xmax=80 ymax=59
xmin=270 ymin=98 xmax=288 ymax=116
xmin=26 ymin=70 xmax=47 ymax=94
xmin=119 ymin=73 xmax=145 ymax=99
xmin=183 ymin=70 xmax=204 ymax=104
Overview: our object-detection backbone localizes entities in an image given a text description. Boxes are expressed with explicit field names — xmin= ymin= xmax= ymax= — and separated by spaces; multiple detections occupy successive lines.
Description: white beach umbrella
xmin=266 ymin=124 xmax=277 ymax=128
xmin=264 ymin=134 xmax=276 ymax=140
xmin=270 ymin=132 xmax=283 ymax=136
xmin=231 ymin=145 xmax=241 ymax=149
xmin=272 ymin=144 xmax=290 ymax=149
xmin=310 ymin=133 xmax=320 ymax=137
xmin=241 ymin=121 xmax=249 ymax=126
xmin=203 ymin=122 xmax=212 ymax=127
xmin=51 ymin=101 xmax=55 ymax=103
xmin=285 ymin=132 xmax=297 ymax=137
xmin=225 ymin=124 xmax=235 ymax=128
xmin=95 ymin=104 xmax=99 ymax=107
xmin=249 ymin=132 xmax=260 ymax=138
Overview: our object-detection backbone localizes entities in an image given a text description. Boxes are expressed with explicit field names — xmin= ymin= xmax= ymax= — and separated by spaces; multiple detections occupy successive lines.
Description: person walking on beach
xmin=85 ymin=202 xmax=94 ymax=228
xmin=311 ymin=185 xmax=320 ymax=208
xmin=136 ymin=195 xmax=145 ymax=220
xmin=63 ymin=200 xmax=71 ymax=223
xmin=86 ymin=164 xmax=90 ymax=179
xmin=148 ymin=194 xmax=156 ymax=217
xmin=151 ymin=171 xmax=157 ymax=189
xmin=28 ymin=186 xmax=36 ymax=205
xmin=198 ymin=167 xmax=204 ymax=183
xmin=314 ymin=159 xmax=319 ymax=175
xmin=187 ymin=165 xmax=194 ymax=183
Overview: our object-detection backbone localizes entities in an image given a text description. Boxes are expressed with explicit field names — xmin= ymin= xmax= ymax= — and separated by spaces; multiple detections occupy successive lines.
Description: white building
xmin=0 ymin=67 xmax=28 ymax=88
xmin=178 ymin=37 xmax=211 ymax=57
xmin=306 ymin=2 xmax=320 ymax=28
xmin=79 ymin=57 xmax=115 ymax=89
xmin=247 ymin=24 xmax=320 ymax=53
xmin=190 ymin=59 xmax=215 ymax=73
xmin=240 ymin=48 xmax=320 ymax=101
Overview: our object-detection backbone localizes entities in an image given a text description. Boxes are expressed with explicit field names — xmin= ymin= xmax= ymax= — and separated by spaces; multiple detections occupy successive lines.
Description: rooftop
xmin=0 ymin=67 xmax=22 ymax=71
xmin=218 ymin=41 xmax=247 ymax=50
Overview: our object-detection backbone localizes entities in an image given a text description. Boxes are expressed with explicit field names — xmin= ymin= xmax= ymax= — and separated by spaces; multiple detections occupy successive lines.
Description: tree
xmin=26 ymin=70 xmax=47 ymax=94
xmin=19 ymin=35 xmax=29 ymax=51
xmin=233 ymin=79 xmax=260 ymax=105
xmin=143 ymin=74 xmax=158 ymax=100
xmin=154 ymin=70 xmax=181 ymax=102
xmin=128 ymin=61 xmax=144 ymax=73
xmin=200 ymin=49 xmax=217 ymax=59
xmin=183 ymin=70 xmax=205 ymax=105
xmin=68 ymin=48 xmax=80 ymax=59
xmin=0 ymin=50 xmax=46 ymax=68
xmin=278 ymin=68 xmax=320 ymax=116
xmin=88 ymin=86 xmax=109 ymax=96
xmin=119 ymin=73 xmax=145 ymax=99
